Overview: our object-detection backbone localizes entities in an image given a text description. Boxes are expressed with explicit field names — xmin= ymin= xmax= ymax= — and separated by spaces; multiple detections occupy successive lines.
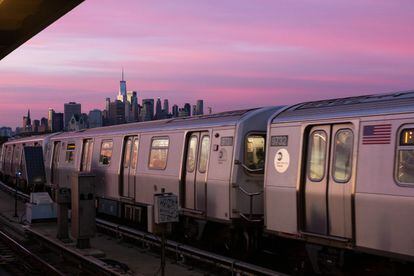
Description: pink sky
xmin=1 ymin=0 xmax=414 ymax=127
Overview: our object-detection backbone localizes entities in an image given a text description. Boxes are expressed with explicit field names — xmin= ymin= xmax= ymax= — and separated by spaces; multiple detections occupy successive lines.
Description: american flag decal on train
xmin=362 ymin=124 xmax=392 ymax=145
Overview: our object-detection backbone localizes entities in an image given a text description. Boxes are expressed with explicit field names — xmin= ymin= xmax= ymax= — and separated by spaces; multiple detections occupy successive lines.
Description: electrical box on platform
xmin=71 ymin=173 xmax=95 ymax=245
xmin=154 ymin=193 xmax=179 ymax=224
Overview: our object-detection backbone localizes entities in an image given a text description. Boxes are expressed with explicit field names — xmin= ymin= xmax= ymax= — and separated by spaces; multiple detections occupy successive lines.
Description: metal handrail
xmin=234 ymin=159 xmax=264 ymax=173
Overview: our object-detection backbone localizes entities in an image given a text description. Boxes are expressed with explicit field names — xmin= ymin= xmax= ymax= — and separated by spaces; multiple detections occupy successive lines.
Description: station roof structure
xmin=0 ymin=0 xmax=84 ymax=60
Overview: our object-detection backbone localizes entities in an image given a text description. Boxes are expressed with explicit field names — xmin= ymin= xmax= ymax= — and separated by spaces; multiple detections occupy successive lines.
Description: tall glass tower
xmin=117 ymin=68 xmax=127 ymax=102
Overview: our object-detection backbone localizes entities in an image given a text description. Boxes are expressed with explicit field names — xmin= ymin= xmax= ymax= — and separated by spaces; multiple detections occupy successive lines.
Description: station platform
xmin=0 ymin=186 xmax=205 ymax=275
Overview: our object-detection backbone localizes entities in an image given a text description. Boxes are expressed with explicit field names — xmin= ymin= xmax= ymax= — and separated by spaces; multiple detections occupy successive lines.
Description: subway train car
xmin=44 ymin=107 xmax=281 ymax=239
xmin=264 ymin=91 xmax=414 ymax=266
xmin=0 ymin=134 xmax=57 ymax=189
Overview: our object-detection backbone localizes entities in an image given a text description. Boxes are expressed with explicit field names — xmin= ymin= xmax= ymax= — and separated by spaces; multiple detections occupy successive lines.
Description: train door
xmin=80 ymin=139 xmax=94 ymax=172
xmin=51 ymin=141 xmax=61 ymax=185
xmin=184 ymin=132 xmax=211 ymax=213
xmin=303 ymin=124 xmax=354 ymax=239
xmin=120 ymin=136 xmax=139 ymax=198
xmin=5 ymin=145 xmax=13 ymax=175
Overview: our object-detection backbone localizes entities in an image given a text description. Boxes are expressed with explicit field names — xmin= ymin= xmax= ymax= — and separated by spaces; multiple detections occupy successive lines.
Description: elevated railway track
xmin=0 ymin=180 xmax=284 ymax=275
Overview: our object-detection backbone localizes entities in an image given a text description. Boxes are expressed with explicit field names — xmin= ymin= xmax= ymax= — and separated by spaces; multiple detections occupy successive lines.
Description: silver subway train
xmin=0 ymin=133 xmax=57 ymax=187
xmin=1 ymin=91 xmax=414 ymax=268
xmin=264 ymin=91 xmax=414 ymax=262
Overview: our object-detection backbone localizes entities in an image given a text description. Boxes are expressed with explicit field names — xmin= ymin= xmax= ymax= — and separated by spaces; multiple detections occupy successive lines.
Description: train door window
xmin=14 ymin=146 xmax=20 ymax=162
xmin=186 ymin=136 xmax=198 ymax=172
xmin=80 ymin=139 xmax=93 ymax=172
xmin=198 ymin=136 xmax=210 ymax=173
xmin=149 ymin=137 xmax=169 ymax=170
xmin=332 ymin=129 xmax=353 ymax=183
xmin=396 ymin=128 xmax=414 ymax=185
xmin=245 ymin=134 xmax=265 ymax=172
xmin=65 ymin=143 xmax=76 ymax=163
xmin=307 ymin=130 xmax=327 ymax=181
xmin=99 ymin=140 xmax=113 ymax=166
xmin=123 ymin=139 xmax=132 ymax=168
xmin=131 ymin=138 xmax=139 ymax=169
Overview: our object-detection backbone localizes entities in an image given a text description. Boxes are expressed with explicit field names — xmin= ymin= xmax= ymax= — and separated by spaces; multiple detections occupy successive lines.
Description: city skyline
xmin=2 ymin=71 xmax=207 ymax=135
xmin=2 ymin=1 xmax=414 ymax=127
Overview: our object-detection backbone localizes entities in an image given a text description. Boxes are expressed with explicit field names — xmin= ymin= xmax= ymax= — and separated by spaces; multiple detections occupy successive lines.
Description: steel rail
xmin=25 ymin=227 xmax=124 ymax=276
xmin=0 ymin=181 xmax=284 ymax=275
xmin=96 ymin=218 xmax=286 ymax=276
xmin=0 ymin=229 xmax=65 ymax=276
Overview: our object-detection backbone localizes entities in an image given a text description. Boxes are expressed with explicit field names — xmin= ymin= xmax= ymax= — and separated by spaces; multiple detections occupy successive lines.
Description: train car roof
xmin=52 ymin=107 xmax=281 ymax=140
xmin=3 ymin=133 xmax=59 ymax=146
xmin=272 ymin=90 xmax=414 ymax=123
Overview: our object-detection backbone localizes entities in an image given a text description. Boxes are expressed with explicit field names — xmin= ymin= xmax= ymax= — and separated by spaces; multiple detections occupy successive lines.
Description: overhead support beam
xmin=0 ymin=0 xmax=84 ymax=60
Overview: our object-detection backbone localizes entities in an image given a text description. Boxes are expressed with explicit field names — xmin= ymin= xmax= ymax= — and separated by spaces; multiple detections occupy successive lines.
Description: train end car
xmin=0 ymin=133 xmax=57 ymax=191
xmin=264 ymin=91 xmax=414 ymax=270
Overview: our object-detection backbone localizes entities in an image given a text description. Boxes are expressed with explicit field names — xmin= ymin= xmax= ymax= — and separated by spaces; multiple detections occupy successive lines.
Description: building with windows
xmin=0 ymin=127 xmax=12 ymax=137
xmin=88 ymin=109 xmax=103 ymax=128
xmin=52 ymin=112 xmax=64 ymax=132
xmin=196 ymin=100 xmax=204 ymax=115
xmin=141 ymin=99 xmax=154 ymax=121
xmin=109 ymin=100 xmax=126 ymax=125
xmin=64 ymin=102 xmax=81 ymax=130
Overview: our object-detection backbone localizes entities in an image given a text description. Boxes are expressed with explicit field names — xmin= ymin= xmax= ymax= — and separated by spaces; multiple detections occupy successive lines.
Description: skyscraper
xmin=196 ymin=100 xmax=204 ymax=115
xmin=33 ymin=120 xmax=40 ymax=133
xmin=192 ymin=105 xmax=197 ymax=116
xmin=184 ymin=103 xmax=191 ymax=116
xmin=22 ymin=109 xmax=32 ymax=132
xmin=172 ymin=105 xmax=179 ymax=117
xmin=88 ymin=109 xmax=103 ymax=128
xmin=64 ymin=102 xmax=81 ymax=130
xmin=109 ymin=100 xmax=126 ymax=125
xmin=39 ymin=117 xmax=48 ymax=132
xmin=127 ymin=90 xmax=137 ymax=104
xmin=131 ymin=96 xmax=140 ymax=122
xmin=117 ymin=68 xmax=127 ymax=102
xmin=163 ymin=99 xmax=169 ymax=115
xmin=52 ymin=112 xmax=64 ymax=132
xmin=155 ymin=98 xmax=162 ymax=119
xmin=141 ymin=99 xmax=154 ymax=121
xmin=48 ymin=108 xmax=54 ymax=132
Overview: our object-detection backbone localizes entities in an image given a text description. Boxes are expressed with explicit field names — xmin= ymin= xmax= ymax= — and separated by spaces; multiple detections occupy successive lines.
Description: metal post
xmin=14 ymin=171 xmax=20 ymax=218
xmin=161 ymin=224 xmax=166 ymax=276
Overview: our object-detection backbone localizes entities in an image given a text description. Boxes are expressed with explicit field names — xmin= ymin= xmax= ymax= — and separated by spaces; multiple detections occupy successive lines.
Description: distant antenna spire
xmin=122 ymin=67 xmax=124 ymax=81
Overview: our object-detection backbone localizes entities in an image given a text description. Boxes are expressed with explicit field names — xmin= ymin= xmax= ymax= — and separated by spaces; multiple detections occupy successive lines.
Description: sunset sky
xmin=1 ymin=0 xmax=414 ymax=127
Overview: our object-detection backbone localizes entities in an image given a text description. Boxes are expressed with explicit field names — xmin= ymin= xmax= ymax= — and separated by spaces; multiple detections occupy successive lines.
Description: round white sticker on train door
xmin=274 ymin=148 xmax=290 ymax=173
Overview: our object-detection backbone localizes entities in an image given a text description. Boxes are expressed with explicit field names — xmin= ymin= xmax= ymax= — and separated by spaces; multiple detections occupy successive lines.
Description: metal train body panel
xmin=264 ymin=91 xmax=414 ymax=259
xmin=41 ymin=107 xmax=280 ymax=223
xmin=0 ymin=134 xmax=57 ymax=182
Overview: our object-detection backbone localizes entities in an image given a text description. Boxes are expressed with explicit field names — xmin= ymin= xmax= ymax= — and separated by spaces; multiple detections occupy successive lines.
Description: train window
xmin=332 ymin=129 xmax=353 ymax=183
xmin=308 ymin=130 xmax=327 ymax=182
xmin=149 ymin=137 xmax=169 ymax=170
xmin=186 ymin=136 xmax=198 ymax=172
xmin=131 ymin=139 xmax=139 ymax=169
xmin=99 ymin=140 xmax=113 ymax=166
xmin=65 ymin=143 xmax=76 ymax=163
xmin=199 ymin=136 xmax=210 ymax=173
xmin=245 ymin=135 xmax=265 ymax=172
xmin=14 ymin=147 xmax=20 ymax=161
xmin=123 ymin=139 xmax=132 ymax=168
xmin=396 ymin=127 xmax=414 ymax=185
